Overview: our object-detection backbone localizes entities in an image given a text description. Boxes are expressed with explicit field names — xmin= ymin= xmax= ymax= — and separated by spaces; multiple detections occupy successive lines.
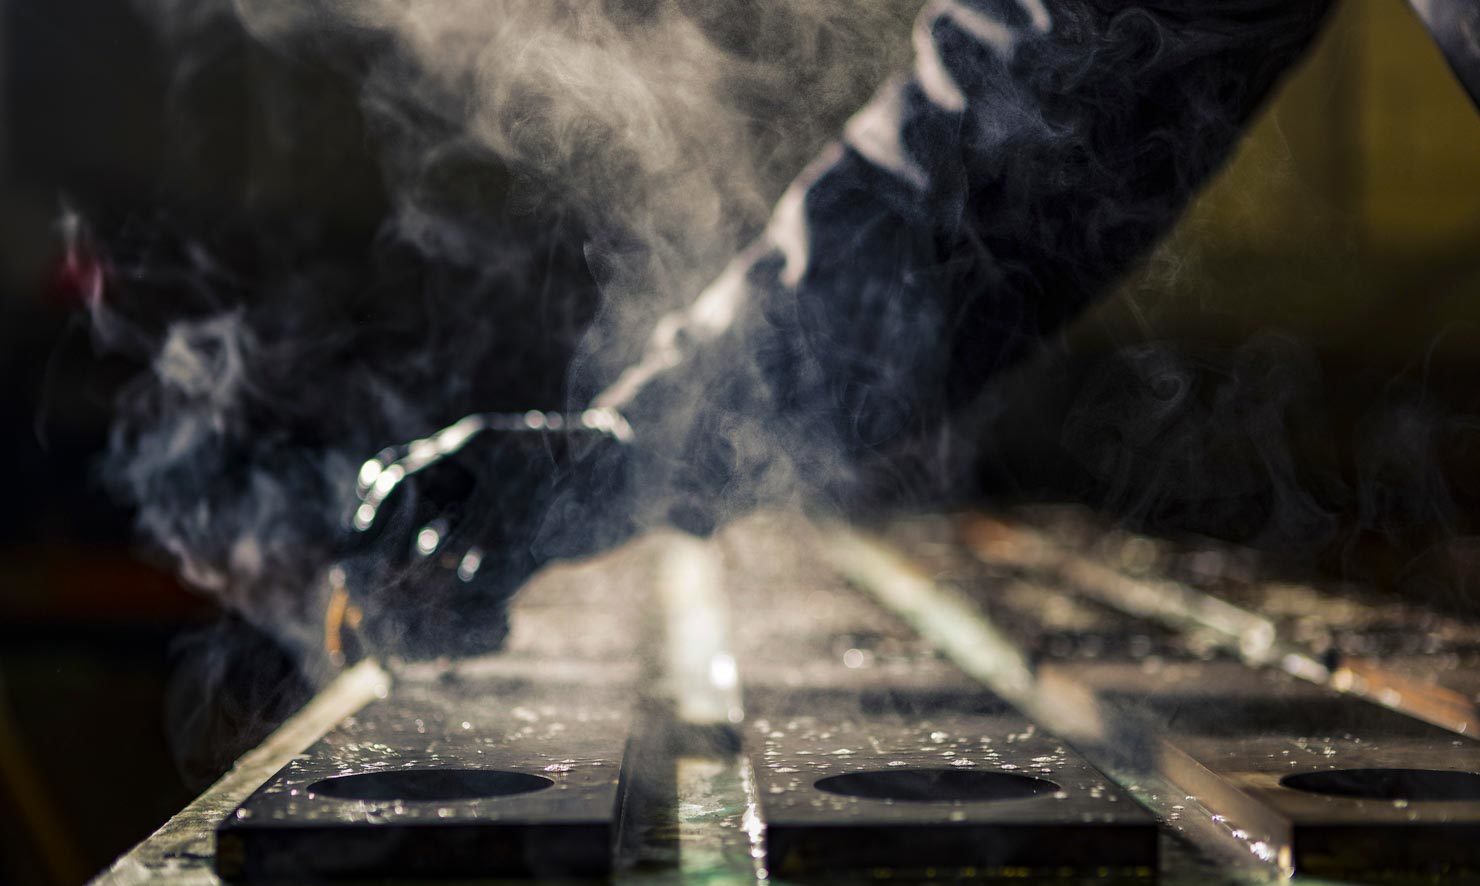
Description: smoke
xmin=92 ymin=0 xmax=1467 ymax=676
xmin=1045 ymin=328 xmax=1480 ymax=611
xmin=137 ymin=0 xmax=918 ymax=375
xmin=92 ymin=229 xmax=386 ymax=671
xmin=1347 ymin=367 xmax=1480 ymax=606
xmin=1059 ymin=334 xmax=1343 ymax=552
xmin=80 ymin=0 xmax=918 ymax=674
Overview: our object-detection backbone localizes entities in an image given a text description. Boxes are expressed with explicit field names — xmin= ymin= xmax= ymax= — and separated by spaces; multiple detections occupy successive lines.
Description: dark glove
xmin=333 ymin=409 xmax=633 ymax=660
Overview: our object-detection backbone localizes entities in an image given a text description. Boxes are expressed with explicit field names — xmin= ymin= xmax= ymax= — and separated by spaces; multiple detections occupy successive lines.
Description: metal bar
xmin=100 ymin=530 xmax=774 ymax=885
xmin=959 ymin=514 xmax=1325 ymax=678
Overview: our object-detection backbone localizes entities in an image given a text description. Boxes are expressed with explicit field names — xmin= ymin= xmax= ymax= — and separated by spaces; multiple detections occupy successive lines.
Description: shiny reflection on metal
xmin=814 ymin=768 xmax=1058 ymax=803
xmin=307 ymin=769 xmax=553 ymax=802
xmin=1282 ymin=768 xmax=1480 ymax=802
xmin=747 ymin=687 xmax=1156 ymax=878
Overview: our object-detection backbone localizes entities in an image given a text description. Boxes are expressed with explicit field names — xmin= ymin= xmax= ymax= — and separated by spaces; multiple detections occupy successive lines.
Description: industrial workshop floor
xmin=94 ymin=509 xmax=1480 ymax=884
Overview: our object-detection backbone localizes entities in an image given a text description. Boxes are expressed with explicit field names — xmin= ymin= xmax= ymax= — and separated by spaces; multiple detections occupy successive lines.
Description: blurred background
xmin=1 ymin=1 xmax=1478 ymax=882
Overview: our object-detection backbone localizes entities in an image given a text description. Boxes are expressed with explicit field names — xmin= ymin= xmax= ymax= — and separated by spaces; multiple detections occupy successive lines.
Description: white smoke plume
xmin=144 ymin=0 xmax=918 ymax=366
xmin=84 ymin=0 xmax=919 ymax=668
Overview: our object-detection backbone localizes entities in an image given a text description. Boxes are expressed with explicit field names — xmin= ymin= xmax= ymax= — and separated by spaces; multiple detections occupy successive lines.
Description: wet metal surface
xmin=216 ymin=677 xmax=633 ymax=880
xmin=720 ymin=517 xmax=986 ymax=697
xmin=721 ymin=516 xmax=1156 ymax=878
xmin=746 ymin=688 xmax=1156 ymax=878
xmin=107 ymin=511 xmax=1480 ymax=884
xmin=872 ymin=515 xmax=1480 ymax=880
xmin=1044 ymin=658 xmax=1480 ymax=879
xmin=215 ymin=535 xmax=655 ymax=881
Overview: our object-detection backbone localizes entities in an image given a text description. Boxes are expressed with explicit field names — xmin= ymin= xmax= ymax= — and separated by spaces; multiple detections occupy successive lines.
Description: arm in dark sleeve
xmin=346 ymin=0 xmax=1337 ymax=657
xmin=594 ymin=0 xmax=1336 ymax=533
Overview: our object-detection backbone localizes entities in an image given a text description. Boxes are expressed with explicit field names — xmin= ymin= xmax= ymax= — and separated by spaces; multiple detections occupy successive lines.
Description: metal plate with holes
xmin=216 ymin=676 xmax=633 ymax=880
xmin=889 ymin=511 xmax=1480 ymax=878
xmin=718 ymin=516 xmax=1157 ymax=878
xmin=1059 ymin=659 xmax=1480 ymax=879
xmin=745 ymin=688 xmax=1157 ymax=878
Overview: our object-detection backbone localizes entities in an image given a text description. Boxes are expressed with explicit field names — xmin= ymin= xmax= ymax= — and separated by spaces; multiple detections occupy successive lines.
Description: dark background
xmin=1 ymin=1 xmax=1478 ymax=882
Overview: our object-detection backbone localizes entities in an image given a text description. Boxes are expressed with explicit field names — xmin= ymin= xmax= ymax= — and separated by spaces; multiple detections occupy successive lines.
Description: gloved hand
xmin=333 ymin=409 xmax=633 ymax=660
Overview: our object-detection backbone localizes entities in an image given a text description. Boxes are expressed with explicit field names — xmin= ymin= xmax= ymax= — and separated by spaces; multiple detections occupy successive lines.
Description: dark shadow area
xmin=1282 ymin=768 xmax=1480 ymax=802
xmin=308 ymin=769 xmax=555 ymax=802
xmin=814 ymin=769 xmax=1060 ymax=803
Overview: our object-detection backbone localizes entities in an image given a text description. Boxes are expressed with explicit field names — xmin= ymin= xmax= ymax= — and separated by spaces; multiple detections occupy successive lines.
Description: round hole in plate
xmin=308 ymin=769 xmax=554 ymax=802
xmin=814 ymin=768 xmax=1059 ymax=803
xmin=1280 ymin=768 xmax=1480 ymax=802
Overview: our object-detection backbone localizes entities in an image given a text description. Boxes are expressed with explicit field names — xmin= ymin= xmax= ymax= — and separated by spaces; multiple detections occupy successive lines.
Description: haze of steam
xmin=92 ymin=0 xmax=1404 ymax=674
xmin=227 ymin=0 xmax=917 ymax=344
xmin=88 ymin=0 xmax=915 ymax=666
